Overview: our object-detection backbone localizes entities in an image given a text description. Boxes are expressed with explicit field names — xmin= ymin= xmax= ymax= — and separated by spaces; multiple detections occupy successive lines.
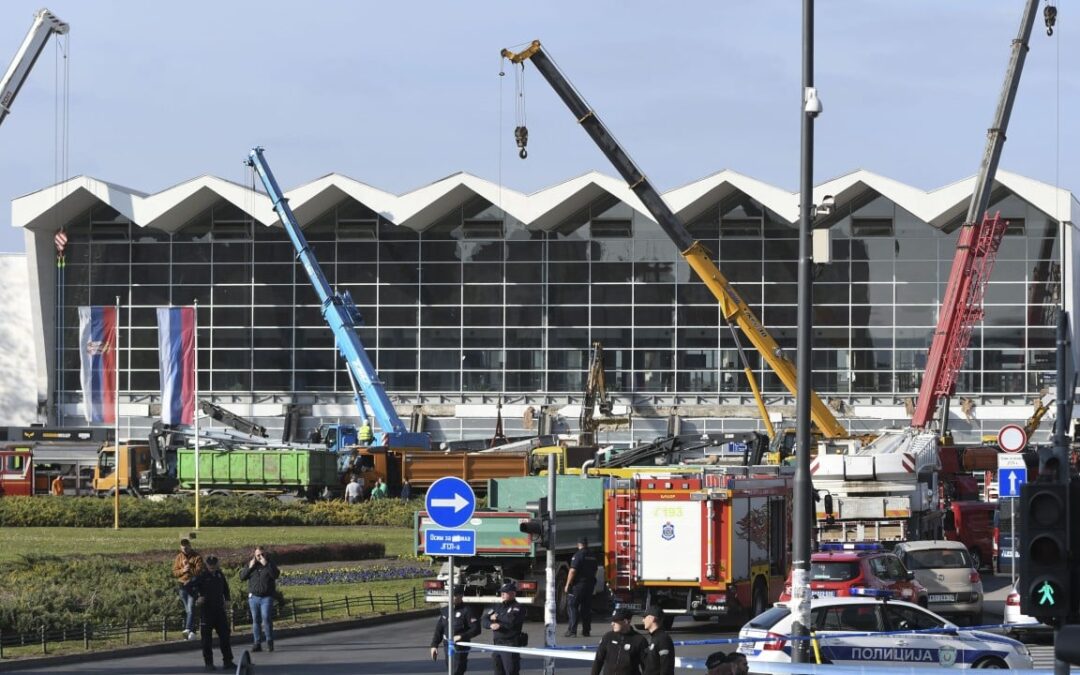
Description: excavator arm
xmin=502 ymin=41 xmax=845 ymax=439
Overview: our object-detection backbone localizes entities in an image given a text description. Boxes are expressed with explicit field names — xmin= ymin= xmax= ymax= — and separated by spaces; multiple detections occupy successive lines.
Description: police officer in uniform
xmin=641 ymin=606 xmax=675 ymax=675
xmin=430 ymin=586 xmax=481 ymax=675
xmin=565 ymin=536 xmax=599 ymax=637
xmin=591 ymin=608 xmax=649 ymax=675
xmin=483 ymin=581 xmax=526 ymax=675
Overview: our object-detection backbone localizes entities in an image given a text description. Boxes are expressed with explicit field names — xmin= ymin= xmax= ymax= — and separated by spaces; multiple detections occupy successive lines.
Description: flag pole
xmin=113 ymin=295 xmax=120 ymax=530
xmin=193 ymin=300 xmax=200 ymax=530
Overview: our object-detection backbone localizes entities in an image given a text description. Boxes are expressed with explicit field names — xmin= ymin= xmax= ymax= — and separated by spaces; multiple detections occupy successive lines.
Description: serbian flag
xmin=157 ymin=307 xmax=196 ymax=425
xmin=78 ymin=306 xmax=117 ymax=424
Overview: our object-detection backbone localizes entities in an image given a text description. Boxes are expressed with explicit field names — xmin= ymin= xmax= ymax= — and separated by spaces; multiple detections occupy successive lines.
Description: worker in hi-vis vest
xmin=358 ymin=422 xmax=373 ymax=445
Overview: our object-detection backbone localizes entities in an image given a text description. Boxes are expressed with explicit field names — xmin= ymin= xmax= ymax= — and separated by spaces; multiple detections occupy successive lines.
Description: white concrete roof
xmin=12 ymin=168 xmax=1077 ymax=234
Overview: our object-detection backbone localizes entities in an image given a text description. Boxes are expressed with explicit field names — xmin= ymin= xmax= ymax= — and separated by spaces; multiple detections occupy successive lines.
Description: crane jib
xmin=504 ymin=41 xmax=849 ymax=440
xmin=246 ymin=147 xmax=430 ymax=450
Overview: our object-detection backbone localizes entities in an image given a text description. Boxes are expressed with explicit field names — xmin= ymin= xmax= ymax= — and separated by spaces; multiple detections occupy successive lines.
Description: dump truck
xmin=416 ymin=475 xmax=609 ymax=617
xmin=93 ymin=443 xmax=340 ymax=500
xmin=350 ymin=447 xmax=531 ymax=496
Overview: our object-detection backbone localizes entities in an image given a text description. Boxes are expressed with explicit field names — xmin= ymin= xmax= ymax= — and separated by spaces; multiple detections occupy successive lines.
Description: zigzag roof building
xmin=12 ymin=167 xmax=1080 ymax=444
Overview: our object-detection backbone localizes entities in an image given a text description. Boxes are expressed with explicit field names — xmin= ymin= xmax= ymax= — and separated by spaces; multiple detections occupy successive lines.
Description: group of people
xmin=431 ymin=583 xmax=747 ymax=675
xmin=344 ymin=476 xmax=411 ymax=504
xmin=429 ymin=537 xmax=749 ymax=675
xmin=171 ymin=539 xmax=281 ymax=672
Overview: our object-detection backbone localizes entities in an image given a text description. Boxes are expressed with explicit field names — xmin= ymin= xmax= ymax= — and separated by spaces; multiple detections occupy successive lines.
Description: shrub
xmin=0 ymin=496 xmax=427 ymax=528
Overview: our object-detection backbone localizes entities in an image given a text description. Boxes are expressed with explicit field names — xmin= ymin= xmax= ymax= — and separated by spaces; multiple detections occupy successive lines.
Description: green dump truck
xmin=174 ymin=446 xmax=340 ymax=499
xmin=416 ymin=475 xmax=608 ymax=617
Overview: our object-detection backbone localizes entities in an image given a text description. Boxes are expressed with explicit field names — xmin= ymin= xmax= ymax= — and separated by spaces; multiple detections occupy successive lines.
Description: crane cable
xmin=511 ymin=56 xmax=528 ymax=159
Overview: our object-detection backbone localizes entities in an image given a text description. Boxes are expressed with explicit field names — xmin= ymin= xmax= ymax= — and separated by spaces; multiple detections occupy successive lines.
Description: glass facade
xmin=56 ymin=193 xmax=1062 ymax=407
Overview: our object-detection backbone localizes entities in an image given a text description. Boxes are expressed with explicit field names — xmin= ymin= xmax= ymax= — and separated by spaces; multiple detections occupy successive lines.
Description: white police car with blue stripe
xmin=738 ymin=589 xmax=1032 ymax=669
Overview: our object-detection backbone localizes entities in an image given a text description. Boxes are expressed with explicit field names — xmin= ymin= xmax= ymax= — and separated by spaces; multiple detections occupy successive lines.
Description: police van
xmin=738 ymin=590 xmax=1032 ymax=669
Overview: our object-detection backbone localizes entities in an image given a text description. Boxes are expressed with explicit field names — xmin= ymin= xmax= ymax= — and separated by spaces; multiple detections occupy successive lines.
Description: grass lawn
xmin=281 ymin=577 xmax=428 ymax=615
xmin=0 ymin=526 xmax=416 ymax=562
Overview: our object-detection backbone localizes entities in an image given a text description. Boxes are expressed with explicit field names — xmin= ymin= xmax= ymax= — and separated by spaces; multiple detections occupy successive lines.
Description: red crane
xmin=912 ymin=0 xmax=1049 ymax=431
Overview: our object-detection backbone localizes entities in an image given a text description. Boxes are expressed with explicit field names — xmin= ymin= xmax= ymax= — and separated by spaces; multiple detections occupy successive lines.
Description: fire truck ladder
xmin=611 ymin=479 xmax=638 ymax=590
xmin=913 ymin=213 xmax=1008 ymax=429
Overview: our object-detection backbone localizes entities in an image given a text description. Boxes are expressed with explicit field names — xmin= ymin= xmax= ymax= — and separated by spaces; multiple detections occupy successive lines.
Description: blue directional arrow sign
xmin=425 ymin=528 xmax=477 ymax=556
xmin=425 ymin=476 xmax=476 ymax=529
xmin=998 ymin=466 xmax=1026 ymax=498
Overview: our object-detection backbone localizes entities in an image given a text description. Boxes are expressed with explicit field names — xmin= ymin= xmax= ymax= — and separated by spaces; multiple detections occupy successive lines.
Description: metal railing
xmin=0 ymin=587 xmax=422 ymax=659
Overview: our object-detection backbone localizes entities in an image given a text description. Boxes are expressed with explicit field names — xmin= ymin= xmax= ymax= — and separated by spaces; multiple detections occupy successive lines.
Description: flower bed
xmin=280 ymin=564 xmax=433 ymax=587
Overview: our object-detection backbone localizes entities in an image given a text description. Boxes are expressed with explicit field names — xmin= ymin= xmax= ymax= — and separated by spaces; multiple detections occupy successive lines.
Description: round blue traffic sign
xmin=425 ymin=476 xmax=476 ymax=529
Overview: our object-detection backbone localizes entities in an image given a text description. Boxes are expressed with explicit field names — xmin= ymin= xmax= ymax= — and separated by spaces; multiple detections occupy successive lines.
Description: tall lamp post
xmin=792 ymin=0 xmax=821 ymax=663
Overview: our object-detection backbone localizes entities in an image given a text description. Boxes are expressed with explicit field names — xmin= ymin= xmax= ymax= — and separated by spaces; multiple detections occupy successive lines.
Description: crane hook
xmin=514 ymin=125 xmax=529 ymax=160
xmin=1044 ymin=2 xmax=1057 ymax=36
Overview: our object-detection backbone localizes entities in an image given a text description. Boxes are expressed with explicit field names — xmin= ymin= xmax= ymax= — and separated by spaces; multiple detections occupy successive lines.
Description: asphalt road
xmin=3 ymin=615 xmax=740 ymax=674
xmin=3 ymin=573 xmax=1043 ymax=674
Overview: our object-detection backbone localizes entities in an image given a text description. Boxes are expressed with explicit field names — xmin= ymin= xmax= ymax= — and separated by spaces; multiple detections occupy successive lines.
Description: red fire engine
xmin=0 ymin=447 xmax=32 ymax=496
xmin=605 ymin=466 xmax=793 ymax=625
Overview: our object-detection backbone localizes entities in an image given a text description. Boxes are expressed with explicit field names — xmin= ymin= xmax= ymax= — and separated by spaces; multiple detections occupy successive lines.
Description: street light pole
xmin=792 ymin=0 xmax=817 ymax=663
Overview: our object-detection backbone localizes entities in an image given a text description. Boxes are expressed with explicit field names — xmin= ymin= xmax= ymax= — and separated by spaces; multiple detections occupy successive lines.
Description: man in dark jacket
xmin=564 ymin=536 xmax=599 ymax=637
xmin=430 ymin=586 xmax=481 ymax=674
xmin=591 ymin=608 xmax=649 ymax=675
xmin=483 ymin=581 xmax=526 ymax=675
xmin=183 ymin=555 xmax=235 ymax=672
xmin=239 ymin=546 xmax=280 ymax=653
xmin=641 ymin=606 xmax=675 ymax=675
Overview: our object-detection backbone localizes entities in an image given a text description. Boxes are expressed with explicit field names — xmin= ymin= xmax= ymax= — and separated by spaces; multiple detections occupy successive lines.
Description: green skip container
xmin=176 ymin=447 xmax=339 ymax=498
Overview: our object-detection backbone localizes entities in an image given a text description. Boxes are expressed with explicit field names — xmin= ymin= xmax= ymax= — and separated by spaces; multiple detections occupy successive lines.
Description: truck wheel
xmin=751 ymin=577 xmax=769 ymax=619
xmin=969 ymin=547 xmax=983 ymax=572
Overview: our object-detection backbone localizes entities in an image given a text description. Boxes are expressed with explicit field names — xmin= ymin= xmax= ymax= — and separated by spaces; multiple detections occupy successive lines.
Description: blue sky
xmin=0 ymin=1 xmax=1075 ymax=253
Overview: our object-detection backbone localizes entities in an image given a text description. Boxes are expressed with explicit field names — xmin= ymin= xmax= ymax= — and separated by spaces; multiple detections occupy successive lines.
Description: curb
xmin=0 ymin=608 xmax=438 ymax=672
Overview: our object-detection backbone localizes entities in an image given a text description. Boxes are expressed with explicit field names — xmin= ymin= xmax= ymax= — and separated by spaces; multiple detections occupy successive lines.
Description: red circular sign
xmin=997 ymin=424 xmax=1028 ymax=453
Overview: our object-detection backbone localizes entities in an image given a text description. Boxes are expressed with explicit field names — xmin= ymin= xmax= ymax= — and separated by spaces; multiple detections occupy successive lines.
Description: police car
xmin=737 ymin=590 xmax=1032 ymax=669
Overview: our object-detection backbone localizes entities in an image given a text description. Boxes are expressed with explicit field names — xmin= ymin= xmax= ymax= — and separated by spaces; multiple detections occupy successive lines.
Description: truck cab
xmin=943 ymin=501 xmax=997 ymax=572
xmin=0 ymin=447 xmax=32 ymax=496
xmin=93 ymin=443 xmax=176 ymax=496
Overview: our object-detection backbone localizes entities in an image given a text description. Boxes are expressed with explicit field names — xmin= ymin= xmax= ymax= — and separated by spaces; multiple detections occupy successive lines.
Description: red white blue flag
xmin=78 ymin=306 xmax=117 ymax=424
xmin=157 ymin=307 xmax=196 ymax=425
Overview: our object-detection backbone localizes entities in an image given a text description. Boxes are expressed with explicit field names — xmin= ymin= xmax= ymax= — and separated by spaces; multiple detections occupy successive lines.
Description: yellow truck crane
xmin=500 ymin=41 xmax=844 ymax=442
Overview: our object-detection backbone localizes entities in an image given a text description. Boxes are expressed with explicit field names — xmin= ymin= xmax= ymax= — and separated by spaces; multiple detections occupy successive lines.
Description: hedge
xmin=0 ymin=495 xmax=424 ymax=528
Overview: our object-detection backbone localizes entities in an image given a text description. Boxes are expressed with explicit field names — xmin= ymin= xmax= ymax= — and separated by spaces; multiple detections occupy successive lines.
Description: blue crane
xmin=246 ymin=147 xmax=430 ymax=451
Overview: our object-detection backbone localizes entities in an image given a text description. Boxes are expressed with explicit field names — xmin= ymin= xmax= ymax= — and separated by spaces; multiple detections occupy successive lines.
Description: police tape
xmin=454 ymin=641 xmax=705 ymax=669
xmin=529 ymin=622 xmax=1022 ymax=651
xmin=455 ymin=642 xmax=1055 ymax=674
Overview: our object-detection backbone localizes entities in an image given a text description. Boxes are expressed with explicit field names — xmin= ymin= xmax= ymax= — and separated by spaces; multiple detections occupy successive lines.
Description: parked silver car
xmin=893 ymin=540 xmax=983 ymax=625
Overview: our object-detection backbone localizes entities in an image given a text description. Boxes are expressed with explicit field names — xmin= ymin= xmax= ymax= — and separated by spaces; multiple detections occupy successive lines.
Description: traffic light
xmin=1018 ymin=480 xmax=1070 ymax=621
xmin=519 ymin=496 xmax=551 ymax=547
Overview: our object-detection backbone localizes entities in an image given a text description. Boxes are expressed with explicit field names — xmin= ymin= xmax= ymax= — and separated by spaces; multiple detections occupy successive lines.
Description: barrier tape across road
xmin=455 ymin=622 xmax=1052 ymax=672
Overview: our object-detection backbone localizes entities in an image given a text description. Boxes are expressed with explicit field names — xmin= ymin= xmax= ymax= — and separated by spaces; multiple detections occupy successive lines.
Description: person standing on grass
xmin=184 ymin=555 xmax=235 ymax=672
xmin=240 ymin=545 xmax=280 ymax=653
xmin=173 ymin=538 xmax=204 ymax=641
xmin=400 ymin=478 xmax=412 ymax=501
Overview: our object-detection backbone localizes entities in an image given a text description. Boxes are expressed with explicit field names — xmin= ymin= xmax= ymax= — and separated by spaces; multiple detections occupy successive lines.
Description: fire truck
xmin=605 ymin=466 xmax=793 ymax=626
